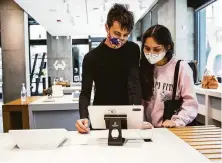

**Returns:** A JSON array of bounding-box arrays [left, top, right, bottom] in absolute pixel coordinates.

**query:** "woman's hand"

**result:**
[[162, 120, 176, 128], [143, 121, 154, 129]]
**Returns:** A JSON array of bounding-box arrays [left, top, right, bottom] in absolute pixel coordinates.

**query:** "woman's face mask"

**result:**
[[144, 51, 167, 64], [143, 37, 168, 64]]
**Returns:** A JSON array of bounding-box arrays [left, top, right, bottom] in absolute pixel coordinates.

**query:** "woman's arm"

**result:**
[[171, 61, 198, 126]]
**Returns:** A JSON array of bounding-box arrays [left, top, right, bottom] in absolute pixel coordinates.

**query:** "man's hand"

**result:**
[[143, 121, 153, 129], [75, 118, 90, 133], [162, 120, 176, 128]]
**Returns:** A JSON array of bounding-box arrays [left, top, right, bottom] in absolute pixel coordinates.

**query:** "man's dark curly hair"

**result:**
[[106, 3, 134, 32]]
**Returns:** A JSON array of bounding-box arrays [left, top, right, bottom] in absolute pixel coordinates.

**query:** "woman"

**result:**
[[140, 25, 198, 128]]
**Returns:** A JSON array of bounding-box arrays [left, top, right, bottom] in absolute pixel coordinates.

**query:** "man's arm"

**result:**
[[128, 44, 142, 105], [79, 54, 93, 119]]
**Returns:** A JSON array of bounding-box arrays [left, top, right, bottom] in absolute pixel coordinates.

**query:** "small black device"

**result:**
[[104, 114, 127, 146]]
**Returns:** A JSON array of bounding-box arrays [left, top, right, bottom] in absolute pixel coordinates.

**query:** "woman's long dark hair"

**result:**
[[140, 25, 174, 101]]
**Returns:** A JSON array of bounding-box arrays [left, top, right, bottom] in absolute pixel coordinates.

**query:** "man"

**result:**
[[76, 4, 142, 133]]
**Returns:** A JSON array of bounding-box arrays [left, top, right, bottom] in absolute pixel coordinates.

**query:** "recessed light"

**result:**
[[49, 9, 57, 12], [93, 7, 99, 10]]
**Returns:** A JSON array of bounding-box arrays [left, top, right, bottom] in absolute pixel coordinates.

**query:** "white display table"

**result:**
[[195, 86, 221, 125], [0, 128, 211, 163], [29, 95, 80, 130]]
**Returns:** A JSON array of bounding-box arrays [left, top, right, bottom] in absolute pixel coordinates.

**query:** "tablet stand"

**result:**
[[104, 114, 127, 146]]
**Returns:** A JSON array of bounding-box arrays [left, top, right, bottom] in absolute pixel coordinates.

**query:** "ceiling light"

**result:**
[[140, 5, 146, 9], [66, 3, 70, 13], [56, 36, 59, 39], [70, 16, 75, 26], [93, 7, 99, 10], [49, 9, 57, 12]]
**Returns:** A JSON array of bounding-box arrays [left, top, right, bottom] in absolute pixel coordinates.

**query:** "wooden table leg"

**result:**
[[22, 106, 30, 129], [2, 111, 10, 133], [2, 97, 40, 132]]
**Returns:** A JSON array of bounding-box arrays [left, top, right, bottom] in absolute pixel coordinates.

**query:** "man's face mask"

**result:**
[[108, 33, 126, 48]]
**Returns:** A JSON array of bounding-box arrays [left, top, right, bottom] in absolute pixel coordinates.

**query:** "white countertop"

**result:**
[[195, 85, 222, 98], [0, 128, 211, 163], [70, 82, 81, 87], [62, 86, 81, 91], [28, 95, 80, 111], [31, 95, 78, 105]]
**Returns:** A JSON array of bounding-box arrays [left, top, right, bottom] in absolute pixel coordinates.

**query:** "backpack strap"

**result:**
[[172, 60, 182, 100]]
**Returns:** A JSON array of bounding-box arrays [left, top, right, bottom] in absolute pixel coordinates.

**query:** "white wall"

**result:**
[[175, 0, 194, 60], [157, 0, 194, 60], [141, 12, 152, 35], [158, 0, 175, 42], [131, 21, 142, 48], [133, 0, 195, 60]]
